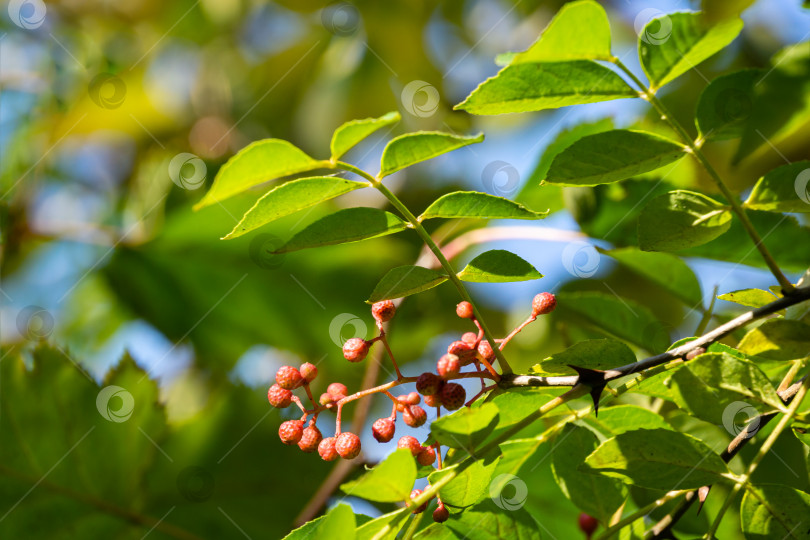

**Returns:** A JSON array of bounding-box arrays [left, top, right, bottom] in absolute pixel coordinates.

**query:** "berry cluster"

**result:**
[[267, 294, 556, 522]]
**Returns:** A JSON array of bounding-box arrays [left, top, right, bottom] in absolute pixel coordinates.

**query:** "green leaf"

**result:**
[[600, 247, 702, 305], [443, 501, 542, 540], [741, 484, 810, 539], [702, 0, 756, 23], [419, 191, 548, 221], [430, 403, 500, 451], [584, 404, 672, 437], [638, 12, 744, 90], [507, 0, 612, 63], [330, 112, 400, 160], [745, 161, 810, 213], [544, 130, 686, 186], [793, 422, 810, 448], [530, 339, 636, 376], [429, 455, 500, 509], [695, 69, 762, 140], [552, 425, 626, 523], [355, 509, 409, 540], [717, 288, 778, 308], [455, 61, 637, 115], [380, 132, 483, 177], [738, 320, 810, 360], [195, 139, 322, 209], [367, 266, 448, 303], [341, 449, 417, 503], [284, 504, 357, 540], [277, 208, 408, 253], [558, 292, 671, 352], [457, 250, 542, 283], [583, 428, 731, 490], [638, 190, 732, 251], [223, 177, 368, 239]]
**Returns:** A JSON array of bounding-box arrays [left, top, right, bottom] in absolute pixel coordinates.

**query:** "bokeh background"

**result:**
[[1, 0, 809, 538]]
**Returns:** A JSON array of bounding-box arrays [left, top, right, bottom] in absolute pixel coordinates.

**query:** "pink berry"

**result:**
[[410, 489, 428, 514], [335, 432, 362, 459], [397, 435, 423, 457], [578, 513, 598, 538], [372, 417, 396, 443], [423, 394, 441, 408], [319, 393, 335, 406], [461, 332, 478, 345], [267, 384, 293, 408], [371, 300, 396, 323], [436, 354, 461, 379], [298, 425, 323, 453], [417, 446, 436, 466], [343, 338, 370, 362], [440, 383, 466, 411], [532, 292, 556, 316], [318, 437, 339, 461], [278, 420, 304, 445], [403, 405, 427, 428], [456, 301, 474, 319], [276, 366, 303, 390], [477, 340, 495, 363], [448, 340, 476, 365], [406, 392, 421, 405], [416, 372, 441, 396], [299, 362, 318, 383], [327, 382, 348, 398]]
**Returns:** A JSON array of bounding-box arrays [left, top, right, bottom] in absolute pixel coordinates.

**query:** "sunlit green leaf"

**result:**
[[745, 161, 810, 213], [331, 112, 400, 160], [544, 130, 686, 186], [277, 208, 408, 253], [429, 455, 500, 509], [380, 132, 483, 177], [738, 319, 810, 360], [695, 69, 762, 140], [367, 266, 448, 303], [419, 192, 548, 221], [455, 61, 637, 115], [284, 504, 356, 540], [530, 339, 636, 376], [430, 403, 500, 451], [584, 405, 672, 437], [717, 288, 778, 308], [639, 12, 744, 90], [355, 509, 409, 540], [440, 501, 542, 540], [196, 139, 323, 209], [600, 247, 702, 305], [457, 250, 542, 283], [741, 485, 810, 539], [638, 190, 732, 251], [340, 450, 417, 503]]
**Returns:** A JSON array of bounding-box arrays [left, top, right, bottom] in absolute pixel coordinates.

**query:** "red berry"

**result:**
[[276, 366, 303, 390], [403, 405, 427, 428], [406, 392, 421, 405], [437, 354, 461, 379], [327, 382, 348, 398], [343, 338, 370, 362], [410, 489, 428, 514], [319, 393, 334, 406], [417, 445, 436, 466], [532, 292, 556, 317], [278, 420, 304, 445], [423, 393, 441, 408], [578, 513, 598, 538], [461, 332, 478, 345], [397, 435, 422, 457], [433, 503, 449, 523], [448, 340, 476, 365], [298, 425, 323, 453], [318, 437, 339, 461], [371, 300, 396, 323], [440, 383, 466, 411], [416, 372, 441, 396], [477, 340, 495, 363], [372, 417, 396, 443], [267, 384, 293, 408], [456, 301, 474, 319], [299, 362, 318, 383], [335, 432, 362, 459]]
